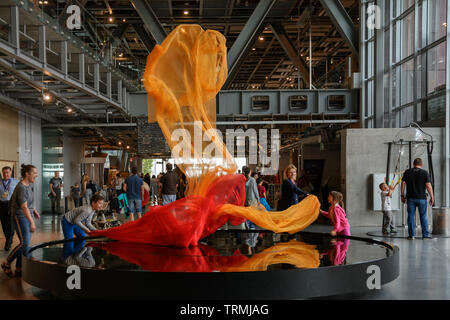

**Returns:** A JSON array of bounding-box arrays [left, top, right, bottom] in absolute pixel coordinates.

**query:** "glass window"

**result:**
[[427, 41, 446, 94], [402, 0, 415, 14], [384, 29, 390, 70], [401, 58, 414, 105], [392, 66, 399, 108], [428, 0, 447, 44], [402, 12, 415, 59], [367, 40, 374, 78], [401, 106, 414, 126], [417, 55, 422, 99], [384, 72, 390, 113]]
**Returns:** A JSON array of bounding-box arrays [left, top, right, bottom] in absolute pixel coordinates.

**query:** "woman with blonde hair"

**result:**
[[277, 164, 309, 211]]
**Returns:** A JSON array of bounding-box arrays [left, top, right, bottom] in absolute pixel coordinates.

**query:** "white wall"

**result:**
[[18, 112, 42, 212]]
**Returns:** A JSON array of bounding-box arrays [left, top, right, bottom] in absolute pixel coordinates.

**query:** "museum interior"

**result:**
[[0, 0, 448, 301]]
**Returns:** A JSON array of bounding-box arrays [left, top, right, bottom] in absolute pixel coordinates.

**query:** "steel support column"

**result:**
[[61, 40, 68, 75], [132, 24, 155, 52], [10, 6, 19, 49], [319, 0, 359, 57], [94, 63, 100, 92], [79, 53, 85, 83], [130, 0, 167, 44], [374, 0, 385, 128], [224, 0, 277, 88], [269, 22, 311, 88], [446, 0, 450, 207], [39, 25, 46, 64], [118, 80, 122, 103], [107, 72, 112, 98]]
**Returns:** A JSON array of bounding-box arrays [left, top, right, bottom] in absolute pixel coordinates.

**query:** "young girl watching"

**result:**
[[320, 191, 350, 237]]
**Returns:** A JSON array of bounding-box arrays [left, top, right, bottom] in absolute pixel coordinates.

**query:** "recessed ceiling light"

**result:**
[[122, 18, 126, 22], [259, 36, 264, 41], [108, 17, 114, 22], [183, 10, 189, 15], [43, 93, 51, 101]]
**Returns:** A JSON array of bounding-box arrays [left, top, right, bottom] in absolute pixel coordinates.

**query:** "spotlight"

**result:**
[[122, 18, 127, 22], [251, 48, 256, 51], [259, 36, 264, 41], [108, 16, 114, 23], [183, 10, 189, 15], [43, 93, 51, 101], [118, 141, 122, 146], [126, 145, 130, 149], [67, 107, 73, 113], [118, 52, 123, 57], [443, 22, 448, 27]]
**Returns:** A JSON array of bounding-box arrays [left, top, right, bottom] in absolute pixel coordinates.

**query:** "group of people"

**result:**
[[379, 157, 434, 239], [242, 164, 350, 238], [0, 156, 436, 278]]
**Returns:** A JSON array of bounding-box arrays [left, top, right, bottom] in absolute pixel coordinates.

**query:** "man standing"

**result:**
[[401, 158, 435, 240], [49, 171, 63, 215], [123, 167, 144, 221], [159, 163, 178, 205], [0, 166, 19, 251]]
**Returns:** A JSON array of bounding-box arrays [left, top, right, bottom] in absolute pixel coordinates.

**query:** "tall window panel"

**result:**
[[402, 12, 415, 59], [401, 58, 415, 106], [427, 0, 447, 45], [427, 41, 446, 95]]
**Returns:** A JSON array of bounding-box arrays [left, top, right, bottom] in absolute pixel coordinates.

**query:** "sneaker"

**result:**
[[407, 236, 415, 240], [390, 230, 398, 234], [423, 236, 433, 240]]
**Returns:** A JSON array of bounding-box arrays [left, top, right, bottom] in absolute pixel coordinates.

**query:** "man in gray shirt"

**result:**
[[49, 171, 63, 215], [61, 193, 104, 239]]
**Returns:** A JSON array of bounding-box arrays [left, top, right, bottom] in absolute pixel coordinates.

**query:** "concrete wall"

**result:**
[[62, 135, 84, 197], [0, 104, 19, 167], [18, 112, 42, 212], [342, 128, 444, 227]]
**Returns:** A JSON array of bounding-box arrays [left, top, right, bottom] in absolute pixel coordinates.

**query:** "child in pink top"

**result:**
[[320, 191, 350, 236]]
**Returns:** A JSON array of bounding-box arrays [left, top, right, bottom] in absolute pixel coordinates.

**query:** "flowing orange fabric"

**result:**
[[88, 239, 319, 272], [90, 25, 320, 246]]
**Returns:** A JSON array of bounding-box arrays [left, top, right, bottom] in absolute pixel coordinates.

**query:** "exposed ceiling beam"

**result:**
[[318, 0, 359, 57], [130, 0, 168, 44]]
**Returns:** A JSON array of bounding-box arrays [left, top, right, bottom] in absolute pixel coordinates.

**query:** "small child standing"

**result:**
[[320, 191, 350, 236], [379, 183, 397, 235], [256, 178, 271, 211]]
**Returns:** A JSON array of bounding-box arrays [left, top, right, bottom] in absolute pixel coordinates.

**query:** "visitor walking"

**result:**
[[159, 163, 178, 205], [0, 166, 19, 251], [1, 164, 40, 278], [123, 167, 144, 221], [49, 171, 63, 214]]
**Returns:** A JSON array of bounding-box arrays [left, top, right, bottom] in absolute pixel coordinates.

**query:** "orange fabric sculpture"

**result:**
[[89, 239, 319, 272], [90, 25, 320, 246]]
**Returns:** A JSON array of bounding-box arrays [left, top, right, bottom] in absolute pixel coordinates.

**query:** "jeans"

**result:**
[[162, 194, 177, 205], [84, 189, 93, 206], [7, 215, 31, 269], [61, 216, 87, 239], [407, 198, 429, 237], [0, 201, 14, 248], [382, 210, 396, 233], [128, 199, 143, 214], [51, 194, 61, 214]]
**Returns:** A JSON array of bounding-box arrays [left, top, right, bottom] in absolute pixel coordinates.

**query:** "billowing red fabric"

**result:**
[[90, 174, 246, 247], [88, 241, 248, 272]]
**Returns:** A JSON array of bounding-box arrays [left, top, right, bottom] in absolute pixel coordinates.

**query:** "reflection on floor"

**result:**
[[0, 215, 449, 300]]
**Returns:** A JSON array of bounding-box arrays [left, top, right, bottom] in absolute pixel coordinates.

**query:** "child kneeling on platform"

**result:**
[[62, 193, 104, 239]]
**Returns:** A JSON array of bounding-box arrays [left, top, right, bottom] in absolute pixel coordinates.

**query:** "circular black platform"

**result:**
[[367, 228, 450, 239], [23, 231, 399, 300]]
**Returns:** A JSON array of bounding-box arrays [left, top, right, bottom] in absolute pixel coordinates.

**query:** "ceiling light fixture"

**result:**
[[259, 36, 264, 41], [43, 93, 51, 101], [183, 10, 189, 15], [122, 18, 127, 22], [108, 16, 114, 23]]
